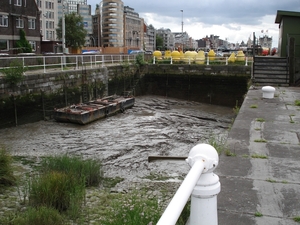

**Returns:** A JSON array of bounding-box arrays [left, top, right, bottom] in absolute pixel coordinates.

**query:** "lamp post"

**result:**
[[62, 0, 66, 54], [181, 10, 183, 51]]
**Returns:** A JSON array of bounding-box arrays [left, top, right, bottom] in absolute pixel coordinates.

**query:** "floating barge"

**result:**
[[54, 95, 135, 125]]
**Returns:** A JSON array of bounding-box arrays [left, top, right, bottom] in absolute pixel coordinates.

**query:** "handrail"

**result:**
[[0, 54, 137, 73], [157, 143, 220, 225]]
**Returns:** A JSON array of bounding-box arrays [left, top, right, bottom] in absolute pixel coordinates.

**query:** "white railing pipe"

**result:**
[[157, 143, 220, 225]]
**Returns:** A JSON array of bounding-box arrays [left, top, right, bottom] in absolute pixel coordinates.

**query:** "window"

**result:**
[[29, 41, 36, 51], [0, 39, 9, 51], [16, 17, 23, 28], [0, 15, 8, 27], [28, 18, 35, 29], [14, 0, 22, 6]]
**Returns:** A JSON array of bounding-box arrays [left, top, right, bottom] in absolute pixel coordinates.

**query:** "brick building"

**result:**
[[0, 0, 42, 54]]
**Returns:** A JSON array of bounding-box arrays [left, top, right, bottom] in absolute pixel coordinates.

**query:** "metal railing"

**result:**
[[0, 54, 137, 74], [153, 56, 253, 66], [157, 143, 220, 225]]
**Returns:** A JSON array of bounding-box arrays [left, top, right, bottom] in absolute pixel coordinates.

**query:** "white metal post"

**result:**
[[157, 143, 220, 225]]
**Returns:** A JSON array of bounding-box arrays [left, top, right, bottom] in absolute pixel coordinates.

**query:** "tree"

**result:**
[[156, 35, 163, 50], [56, 12, 87, 48], [15, 29, 32, 53]]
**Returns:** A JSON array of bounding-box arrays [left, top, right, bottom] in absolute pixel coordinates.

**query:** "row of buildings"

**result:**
[[0, 0, 273, 55]]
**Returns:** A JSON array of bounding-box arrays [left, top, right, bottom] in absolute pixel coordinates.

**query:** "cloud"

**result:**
[[87, 0, 300, 46]]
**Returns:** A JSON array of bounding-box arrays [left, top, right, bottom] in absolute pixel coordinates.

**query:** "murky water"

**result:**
[[0, 96, 234, 184]]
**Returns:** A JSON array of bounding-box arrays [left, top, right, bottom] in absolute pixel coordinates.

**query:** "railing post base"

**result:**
[[190, 172, 220, 225]]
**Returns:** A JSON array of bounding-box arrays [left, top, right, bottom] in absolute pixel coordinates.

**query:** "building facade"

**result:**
[[124, 6, 144, 52], [157, 28, 175, 50], [100, 0, 124, 48], [0, 0, 42, 54], [77, 4, 92, 46], [144, 23, 156, 52]]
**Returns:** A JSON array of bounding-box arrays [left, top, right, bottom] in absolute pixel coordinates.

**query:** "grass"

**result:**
[[29, 171, 85, 214], [250, 104, 258, 108], [6, 206, 66, 225], [293, 216, 300, 222], [255, 211, 263, 217], [41, 154, 103, 187], [251, 154, 268, 159], [295, 100, 300, 106], [206, 133, 227, 155], [96, 190, 163, 225], [254, 139, 267, 143], [256, 118, 265, 122], [224, 149, 236, 156], [0, 147, 16, 187]]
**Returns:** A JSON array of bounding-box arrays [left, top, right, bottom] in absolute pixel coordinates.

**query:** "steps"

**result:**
[[252, 56, 289, 86]]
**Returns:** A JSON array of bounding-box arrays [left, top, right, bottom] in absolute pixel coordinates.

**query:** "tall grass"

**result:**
[[207, 133, 228, 155], [8, 206, 66, 225], [41, 155, 103, 187], [0, 147, 16, 186], [29, 171, 85, 214]]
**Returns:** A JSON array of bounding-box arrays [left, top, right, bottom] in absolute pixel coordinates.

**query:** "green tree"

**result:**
[[156, 35, 163, 50], [56, 12, 87, 48], [15, 29, 32, 53]]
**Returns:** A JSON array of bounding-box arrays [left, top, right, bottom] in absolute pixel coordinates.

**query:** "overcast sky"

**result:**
[[87, 0, 300, 48]]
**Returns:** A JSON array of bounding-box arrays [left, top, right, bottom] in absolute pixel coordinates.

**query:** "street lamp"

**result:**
[[181, 10, 183, 51], [62, 0, 66, 54]]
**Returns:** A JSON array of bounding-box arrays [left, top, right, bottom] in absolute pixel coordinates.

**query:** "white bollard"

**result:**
[[262, 86, 275, 99], [186, 144, 220, 225]]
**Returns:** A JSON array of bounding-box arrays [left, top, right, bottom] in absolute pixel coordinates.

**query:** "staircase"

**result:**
[[252, 56, 289, 86]]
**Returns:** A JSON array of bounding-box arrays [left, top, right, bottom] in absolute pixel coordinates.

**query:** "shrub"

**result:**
[[29, 171, 85, 213], [41, 155, 103, 187], [2, 59, 27, 86], [9, 206, 66, 225], [0, 147, 16, 186]]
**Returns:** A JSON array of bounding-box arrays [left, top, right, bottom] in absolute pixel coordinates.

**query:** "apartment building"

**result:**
[[144, 23, 156, 52], [100, 0, 124, 48], [124, 6, 144, 52], [77, 4, 92, 46], [37, 0, 58, 41], [0, 0, 42, 54]]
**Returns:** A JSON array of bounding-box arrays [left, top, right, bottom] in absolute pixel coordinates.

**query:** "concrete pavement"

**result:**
[[216, 86, 300, 225]]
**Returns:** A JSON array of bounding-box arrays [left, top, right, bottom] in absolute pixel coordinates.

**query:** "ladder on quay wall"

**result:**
[[81, 63, 89, 103], [252, 56, 289, 86]]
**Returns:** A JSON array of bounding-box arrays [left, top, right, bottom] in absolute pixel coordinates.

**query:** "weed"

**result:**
[[144, 172, 171, 181], [255, 211, 263, 217], [224, 149, 236, 156], [254, 139, 267, 143], [266, 178, 277, 183], [0, 147, 16, 186], [293, 216, 300, 222], [251, 154, 268, 159], [250, 104, 258, 108], [295, 100, 300, 106], [206, 133, 227, 155], [7, 206, 66, 225], [242, 154, 249, 158], [233, 100, 240, 115], [102, 176, 124, 188], [29, 171, 85, 214], [98, 190, 163, 225], [41, 155, 103, 187], [256, 118, 265, 122]]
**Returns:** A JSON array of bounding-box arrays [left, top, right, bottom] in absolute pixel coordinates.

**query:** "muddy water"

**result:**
[[0, 96, 234, 186]]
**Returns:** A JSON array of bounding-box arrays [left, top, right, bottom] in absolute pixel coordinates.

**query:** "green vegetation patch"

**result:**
[[0, 147, 16, 187]]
